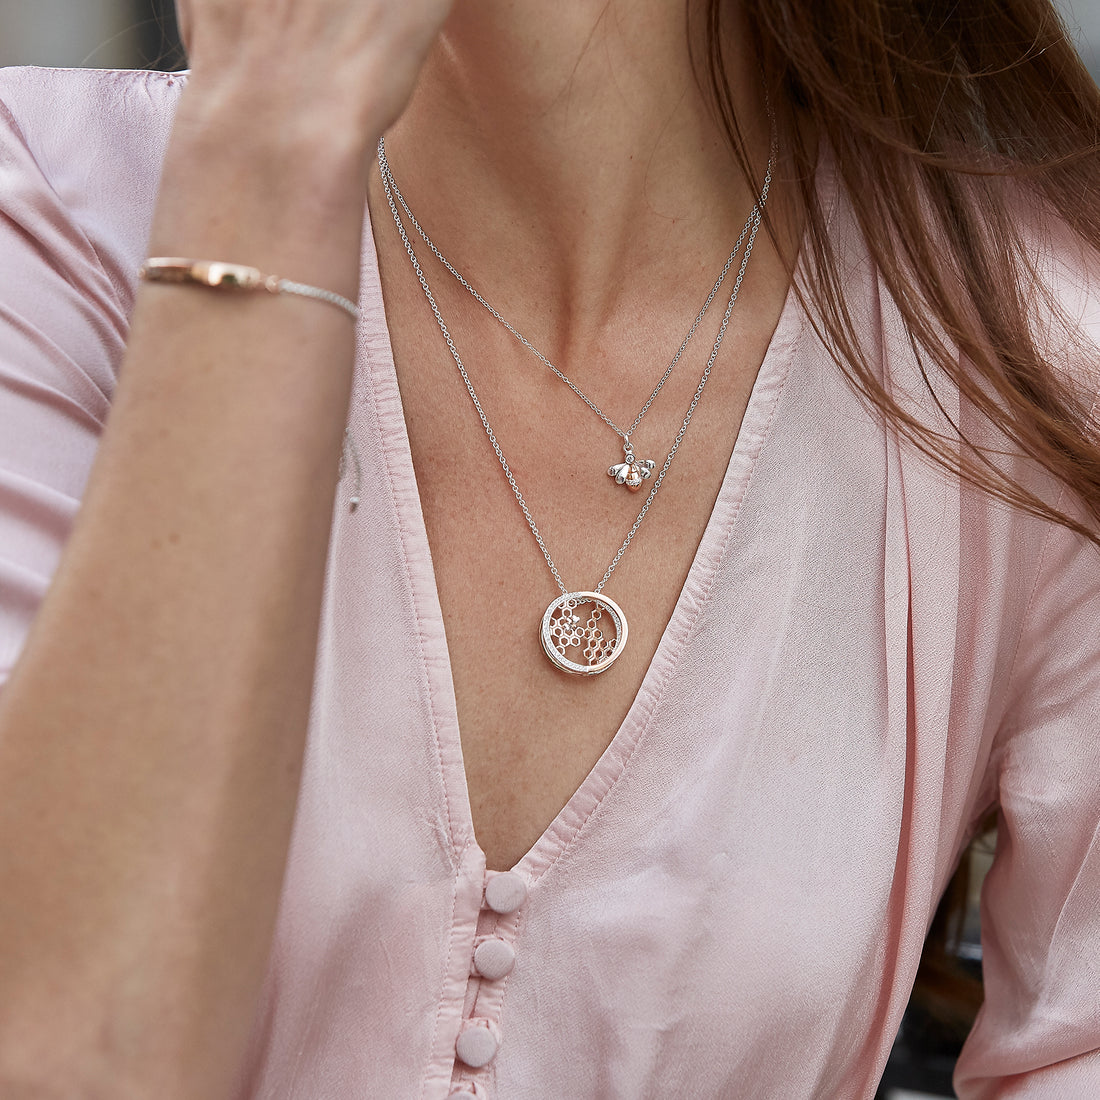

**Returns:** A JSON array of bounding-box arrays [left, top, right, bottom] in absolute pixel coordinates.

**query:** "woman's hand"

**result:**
[[174, 0, 454, 149]]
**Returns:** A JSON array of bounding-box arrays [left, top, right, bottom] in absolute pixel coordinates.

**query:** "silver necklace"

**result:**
[[378, 143, 770, 675], [377, 136, 763, 493]]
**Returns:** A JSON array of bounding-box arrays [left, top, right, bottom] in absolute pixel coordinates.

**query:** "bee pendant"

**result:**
[[608, 446, 656, 492]]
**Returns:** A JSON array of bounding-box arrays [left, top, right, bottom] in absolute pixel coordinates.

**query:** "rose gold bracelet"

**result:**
[[139, 258, 359, 321]]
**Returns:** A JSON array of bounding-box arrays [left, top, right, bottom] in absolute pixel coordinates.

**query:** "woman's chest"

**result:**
[[383, 288, 779, 870]]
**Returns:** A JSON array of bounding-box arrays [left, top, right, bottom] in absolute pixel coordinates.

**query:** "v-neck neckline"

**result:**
[[356, 190, 821, 885]]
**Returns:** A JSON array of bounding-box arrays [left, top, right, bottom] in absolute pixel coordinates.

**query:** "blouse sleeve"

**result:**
[[953, 511, 1100, 1096], [953, 237, 1100, 1096], [0, 71, 137, 691]]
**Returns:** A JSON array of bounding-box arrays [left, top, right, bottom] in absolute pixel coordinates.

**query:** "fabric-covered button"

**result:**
[[473, 937, 516, 980], [484, 871, 527, 914], [456, 1021, 499, 1068]]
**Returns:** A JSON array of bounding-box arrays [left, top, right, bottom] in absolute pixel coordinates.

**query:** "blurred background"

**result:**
[[0, 0, 182, 70], [0, 3, 1097, 1099]]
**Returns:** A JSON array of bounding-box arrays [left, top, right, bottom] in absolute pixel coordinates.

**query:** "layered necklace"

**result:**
[[377, 137, 774, 675], [380, 141, 761, 491]]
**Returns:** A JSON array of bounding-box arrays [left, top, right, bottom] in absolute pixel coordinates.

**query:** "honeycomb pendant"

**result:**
[[540, 592, 629, 676]]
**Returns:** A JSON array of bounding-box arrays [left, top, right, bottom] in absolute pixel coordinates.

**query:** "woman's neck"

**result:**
[[369, 0, 778, 362]]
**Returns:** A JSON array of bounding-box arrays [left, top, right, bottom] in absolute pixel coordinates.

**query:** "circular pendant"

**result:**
[[540, 591, 629, 676]]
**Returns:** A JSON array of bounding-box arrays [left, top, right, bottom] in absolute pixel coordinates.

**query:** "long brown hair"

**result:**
[[697, 0, 1100, 1027], [704, 0, 1100, 541]]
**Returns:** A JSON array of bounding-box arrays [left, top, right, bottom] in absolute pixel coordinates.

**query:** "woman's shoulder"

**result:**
[[0, 65, 183, 176], [1022, 200, 1100, 405], [0, 66, 185, 304]]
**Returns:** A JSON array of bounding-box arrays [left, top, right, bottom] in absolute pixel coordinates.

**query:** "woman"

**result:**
[[0, 0, 1097, 1096]]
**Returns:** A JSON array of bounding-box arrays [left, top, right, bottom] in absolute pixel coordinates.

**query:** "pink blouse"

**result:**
[[2, 65, 1099, 1100]]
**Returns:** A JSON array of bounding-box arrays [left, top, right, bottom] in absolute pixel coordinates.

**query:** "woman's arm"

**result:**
[[953, 229, 1100, 1094], [952, 492, 1100, 1097], [0, 5, 449, 1097]]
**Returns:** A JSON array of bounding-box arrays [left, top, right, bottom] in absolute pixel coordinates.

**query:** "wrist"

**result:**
[[151, 81, 372, 298], [171, 72, 377, 192]]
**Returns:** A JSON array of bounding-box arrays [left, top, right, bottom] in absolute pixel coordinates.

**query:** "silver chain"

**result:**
[[378, 137, 757, 449], [378, 141, 773, 597]]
